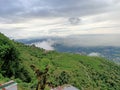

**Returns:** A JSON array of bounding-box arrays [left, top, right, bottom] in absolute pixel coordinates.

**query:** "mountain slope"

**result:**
[[17, 38, 120, 63], [0, 33, 120, 90]]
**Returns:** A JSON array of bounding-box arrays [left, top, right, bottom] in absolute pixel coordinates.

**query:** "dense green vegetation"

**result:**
[[0, 33, 120, 90], [0, 33, 31, 83]]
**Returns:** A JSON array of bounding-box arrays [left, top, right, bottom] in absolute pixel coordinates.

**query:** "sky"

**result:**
[[0, 0, 120, 39]]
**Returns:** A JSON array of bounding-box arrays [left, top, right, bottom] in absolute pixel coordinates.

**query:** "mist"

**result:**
[[25, 34, 120, 50], [57, 34, 120, 47]]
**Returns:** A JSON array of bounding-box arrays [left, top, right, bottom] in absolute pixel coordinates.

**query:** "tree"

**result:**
[[0, 33, 19, 77]]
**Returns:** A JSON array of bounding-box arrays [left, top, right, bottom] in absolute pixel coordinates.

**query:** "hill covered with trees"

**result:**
[[0, 33, 120, 90]]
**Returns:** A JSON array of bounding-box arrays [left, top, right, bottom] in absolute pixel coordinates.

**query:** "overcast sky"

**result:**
[[0, 0, 120, 39]]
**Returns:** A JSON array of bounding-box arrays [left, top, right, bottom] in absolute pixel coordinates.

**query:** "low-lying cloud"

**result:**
[[58, 34, 120, 47], [27, 34, 120, 49], [88, 52, 101, 57], [31, 39, 55, 50]]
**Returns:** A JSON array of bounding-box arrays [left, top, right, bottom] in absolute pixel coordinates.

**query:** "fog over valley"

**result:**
[[18, 34, 120, 49]]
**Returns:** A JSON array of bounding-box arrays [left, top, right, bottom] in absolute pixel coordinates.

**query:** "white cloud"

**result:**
[[55, 34, 120, 47], [88, 52, 101, 57], [0, 0, 120, 41], [31, 39, 55, 50]]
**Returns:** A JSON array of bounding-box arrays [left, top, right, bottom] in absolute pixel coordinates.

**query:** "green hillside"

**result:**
[[0, 33, 120, 90]]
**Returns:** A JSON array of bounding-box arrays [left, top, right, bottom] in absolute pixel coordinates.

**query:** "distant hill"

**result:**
[[0, 33, 120, 90]]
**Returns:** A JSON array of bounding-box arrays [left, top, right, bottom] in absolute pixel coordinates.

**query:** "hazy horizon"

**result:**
[[0, 0, 120, 47]]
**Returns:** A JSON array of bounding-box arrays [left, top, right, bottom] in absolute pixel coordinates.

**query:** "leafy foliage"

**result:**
[[0, 33, 19, 77], [0, 33, 31, 82], [0, 33, 120, 90]]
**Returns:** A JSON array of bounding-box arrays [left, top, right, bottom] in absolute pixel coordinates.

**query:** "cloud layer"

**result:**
[[28, 34, 120, 48], [31, 39, 55, 50], [88, 52, 101, 57], [0, 0, 120, 40]]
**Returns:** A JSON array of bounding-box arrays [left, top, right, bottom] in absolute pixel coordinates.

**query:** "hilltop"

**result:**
[[0, 33, 120, 90]]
